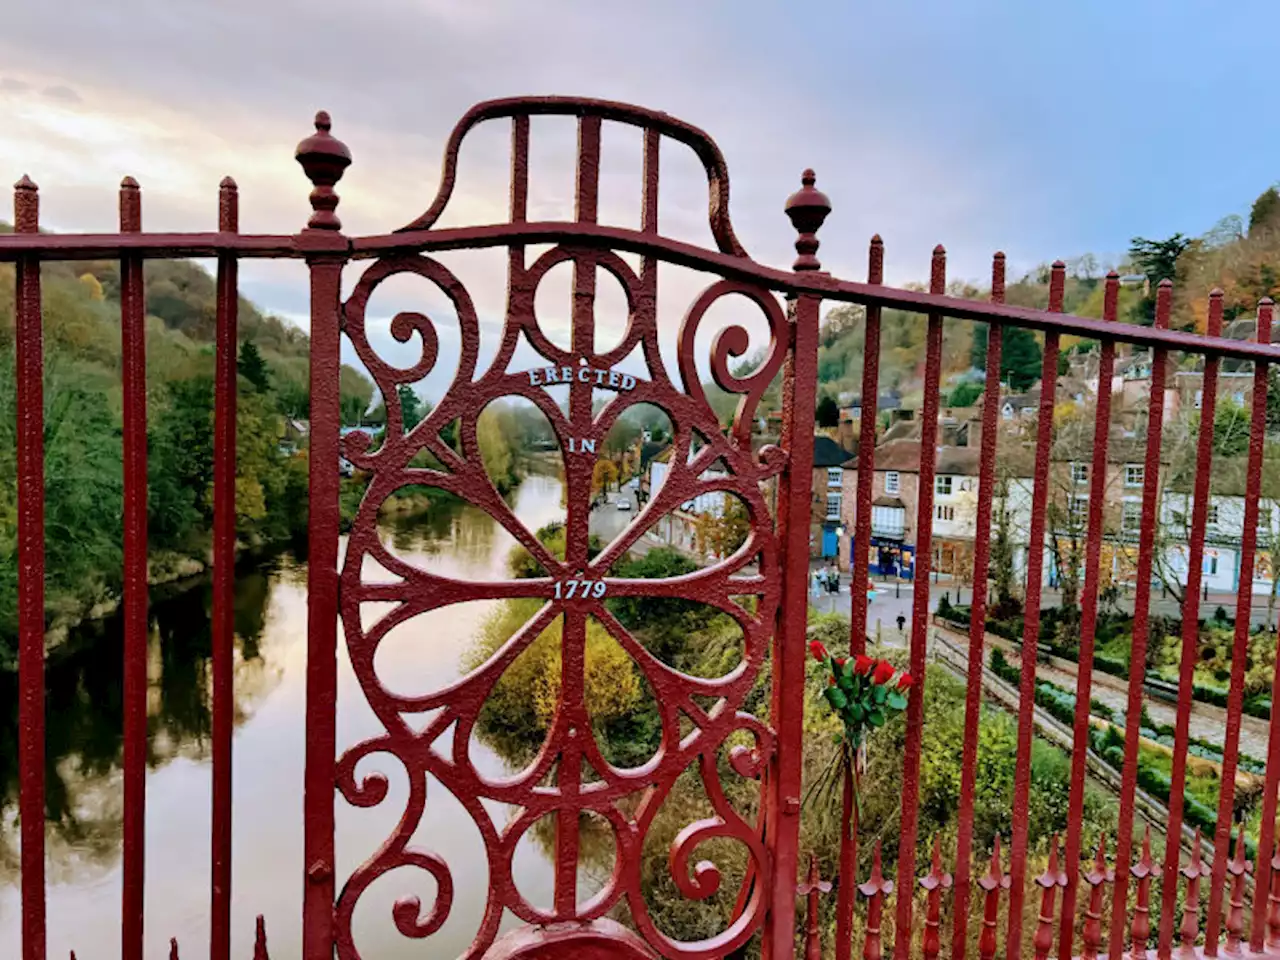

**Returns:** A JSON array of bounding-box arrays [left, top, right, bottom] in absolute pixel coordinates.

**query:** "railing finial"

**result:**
[[295, 110, 352, 231], [785, 168, 831, 271], [13, 174, 38, 234]]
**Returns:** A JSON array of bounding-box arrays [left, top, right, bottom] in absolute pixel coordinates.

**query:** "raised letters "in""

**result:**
[[566, 438, 597, 454]]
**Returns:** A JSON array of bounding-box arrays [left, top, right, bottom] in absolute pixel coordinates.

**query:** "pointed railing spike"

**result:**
[[1081, 836, 1114, 960], [978, 836, 1010, 960], [919, 835, 952, 960], [1034, 835, 1067, 960], [1180, 829, 1210, 958], [859, 839, 894, 960], [1224, 830, 1252, 956], [254, 914, 270, 960], [1130, 826, 1161, 960]]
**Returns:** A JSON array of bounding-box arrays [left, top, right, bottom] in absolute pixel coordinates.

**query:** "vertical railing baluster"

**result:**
[[1158, 289, 1223, 959], [848, 234, 884, 660], [1204, 296, 1272, 956], [1267, 843, 1280, 948], [862, 840, 894, 960], [1034, 836, 1066, 960], [1251, 301, 1280, 954], [295, 110, 351, 960], [954, 251, 1005, 960], [1008, 262, 1065, 959], [1109, 280, 1172, 959], [839, 234, 884, 960], [1179, 830, 1209, 958], [254, 915, 269, 960], [119, 175, 148, 960], [210, 175, 239, 960], [921, 835, 952, 960], [894, 244, 946, 960], [14, 173, 46, 960], [769, 169, 829, 960], [1223, 830, 1251, 956], [1080, 838, 1113, 960], [1060, 273, 1118, 960], [980, 838, 1011, 960], [1131, 826, 1160, 960], [799, 855, 831, 960]]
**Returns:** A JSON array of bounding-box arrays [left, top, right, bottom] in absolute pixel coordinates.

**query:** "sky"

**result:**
[[1, 0, 1277, 399]]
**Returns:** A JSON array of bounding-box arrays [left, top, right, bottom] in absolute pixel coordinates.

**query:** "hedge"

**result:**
[[944, 610, 1273, 721]]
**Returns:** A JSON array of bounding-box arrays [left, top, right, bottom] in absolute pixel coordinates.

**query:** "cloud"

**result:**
[[0, 0, 1075, 400], [41, 84, 81, 104]]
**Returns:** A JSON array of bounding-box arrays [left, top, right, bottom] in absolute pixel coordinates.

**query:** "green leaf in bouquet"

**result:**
[[850, 702, 865, 724], [872, 683, 888, 704], [825, 686, 849, 710], [868, 708, 886, 727], [887, 690, 908, 711], [838, 671, 855, 692]]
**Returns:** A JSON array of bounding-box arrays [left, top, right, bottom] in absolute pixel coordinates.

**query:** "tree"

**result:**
[[1251, 187, 1280, 235], [398, 385, 424, 430], [1127, 234, 1192, 324], [592, 459, 620, 499], [237, 340, 270, 392], [692, 498, 751, 559], [1004, 328, 1043, 392], [1213, 400, 1251, 457], [816, 395, 839, 428], [971, 324, 1042, 391], [989, 474, 1019, 617], [948, 381, 983, 407]]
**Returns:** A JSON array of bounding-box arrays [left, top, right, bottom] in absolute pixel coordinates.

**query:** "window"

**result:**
[[936, 475, 953, 497], [871, 504, 906, 537], [826, 492, 842, 520], [1122, 501, 1142, 536], [935, 504, 955, 522], [1071, 463, 1089, 485], [1069, 495, 1089, 524], [885, 471, 901, 495], [1125, 464, 1144, 487], [827, 467, 843, 488], [1002, 404, 1014, 421], [1204, 555, 1219, 576], [1207, 504, 1220, 525], [1194, 390, 1203, 410]]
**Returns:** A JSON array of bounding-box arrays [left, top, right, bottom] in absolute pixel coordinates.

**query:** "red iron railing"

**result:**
[[4, 96, 1280, 960]]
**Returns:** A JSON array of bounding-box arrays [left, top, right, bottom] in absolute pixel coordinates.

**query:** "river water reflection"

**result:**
[[0, 473, 568, 959]]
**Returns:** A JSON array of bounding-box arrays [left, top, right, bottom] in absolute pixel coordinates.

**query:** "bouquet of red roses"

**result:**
[[805, 639, 913, 819]]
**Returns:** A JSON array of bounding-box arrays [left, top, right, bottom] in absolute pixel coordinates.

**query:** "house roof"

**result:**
[[846, 440, 981, 476], [813, 435, 856, 468]]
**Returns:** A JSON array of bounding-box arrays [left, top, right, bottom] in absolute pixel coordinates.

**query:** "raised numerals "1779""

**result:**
[[553, 578, 608, 599]]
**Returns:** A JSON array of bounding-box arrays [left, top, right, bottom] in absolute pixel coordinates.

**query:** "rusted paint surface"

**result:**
[[14, 173, 45, 960], [1205, 296, 1273, 956], [954, 252, 1005, 960], [1109, 281, 1172, 960], [893, 246, 946, 960], [9, 95, 1280, 960], [119, 174, 149, 960], [1059, 274, 1117, 960], [1159, 289, 1224, 959], [211, 175, 240, 960]]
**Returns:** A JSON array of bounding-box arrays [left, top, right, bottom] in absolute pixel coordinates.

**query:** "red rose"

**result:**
[[810, 640, 829, 662], [854, 655, 875, 676], [872, 660, 896, 685], [835, 656, 848, 668], [828, 676, 836, 686], [897, 673, 915, 690]]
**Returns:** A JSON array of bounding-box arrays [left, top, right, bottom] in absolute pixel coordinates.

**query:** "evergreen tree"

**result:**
[[1251, 186, 1280, 235], [237, 340, 271, 392], [972, 324, 1042, 391], [398, 384, 425, 430], [815, 395, 839, 428]]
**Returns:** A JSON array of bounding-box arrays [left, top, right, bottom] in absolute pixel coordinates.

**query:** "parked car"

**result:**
[[617, 499, 631, 511]]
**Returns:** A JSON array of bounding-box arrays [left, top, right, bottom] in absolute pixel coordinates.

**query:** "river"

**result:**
[[0, 472, 570, 959]]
